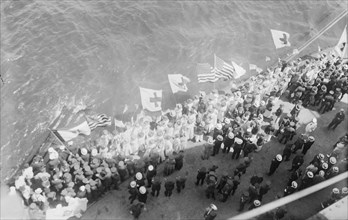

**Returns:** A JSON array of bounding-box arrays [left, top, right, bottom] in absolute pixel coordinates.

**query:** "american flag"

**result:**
[[196, 63, 218, 83], [86, 114, 112, 130], [213, 54, 236, 80]]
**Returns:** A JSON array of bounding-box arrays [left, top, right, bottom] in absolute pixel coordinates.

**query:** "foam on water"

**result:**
[[0, 0, 347, 180]]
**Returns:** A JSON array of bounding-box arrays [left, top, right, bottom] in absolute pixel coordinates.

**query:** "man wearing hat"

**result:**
[[258, 181, 271, 201], [288, 153, 304, 172], [135, 172, 146, 188], [268, 154, 282, 176], [319, 91, 334, 114], [321, 188, 341, 208], [212, 135, 223, 156], [216, 172, 229, 193], [145, 165, 157, 188], [340, 187, 348, 199], [312, 170, 326, 184], [212, 124, 223, 141], [196, 167, 207, 186], [231, 137, 243, 160], [222, 132, 235, 154], [309, 153, 325, 167], [283, 181, 298, 196], [128, 181, 138, 204], [164, 178, 175, 197], [175, 172, 188, 193], [299, 171, 314, 190], [137, 186, 148, 204], [238, 191, 250, 211], [174, 150, 184, 171], [325, 166, 339, 179], [117, 161, 128, 182], [220, 180, 233, 202], [204, 204, 218, 220], [327, 109, 345, 130], [79, 148, 90, 163], [150, 176, 162, 197], [302, 136, 315, 155], [291, 134, 307, 154], [248, 199, 261, 210], [205, 175, 217, 200], [327, 157, 337, 170], [279, 125, 294, 145]]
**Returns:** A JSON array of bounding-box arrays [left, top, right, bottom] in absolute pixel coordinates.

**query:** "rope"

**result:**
[[284, 9, 348, 62]]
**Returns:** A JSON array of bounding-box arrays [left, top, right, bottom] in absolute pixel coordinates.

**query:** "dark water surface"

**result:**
[[1, 0, 347, 180]]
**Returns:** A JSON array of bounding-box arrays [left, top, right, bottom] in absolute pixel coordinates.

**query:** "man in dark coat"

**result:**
[[174, 151, 184, 170], [288, 153, 304, 172], [129, 202, 145, 219], [220, 180, 233, 202], [151, 177, 161, 197], [204, 204, 218, 220], [216, 172, 229, 193], [212, 135, 223, 156], [222, 132, 235, 154], [196, 167, 207, 186], [231, 137, 244, 160], [238, 191, 250, 212], [145, 165, 157, 188], [176, 172, 188, 193], [231, 176, 240, 196], [328, 109, 345, 130], [283, 181, 297, 196], [268, 154, 283, 176], [282, 143, 293, 161], [302, 136, 315, 155], [258, 181, 271, 201], [128, 181, 138, 204], [164, 178, 175, 197], [291, 134, 307, 154]]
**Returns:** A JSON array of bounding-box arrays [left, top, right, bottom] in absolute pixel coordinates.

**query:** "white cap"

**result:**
[[139, 186, 146, 194], [333, 166, 339, 172], [291, 181, 298, 188], [322, 163, 328, 169], [253, 200, 261, 206], [34, 188, 42, 194], [235, 138, 243, 145], [79, 186, 85, 191], [216, 124, 222, 130], [329, 157, 337, 164], [81, 148, 88, 155], [228, 132, 234, 139], [342, 187, 348, 194], [308, 136, 315, 141], [318, 154, 324, 159], [130, 181, 136, 188], [208, 138, 214, 144], [332, 188, 340, 194], [210, 204, 217, 210], [217, 135, 223, 141], [276, 154, 282, 162], [307, 171, 314, 178], [312, 118, 317, 123], [148, 165, 154, 171], [48, 147, 54, 153], [91, 149, 98, 156], [224, 118, 230, 124], [136, 172, 143, 180], [319, 170, 325, 177]]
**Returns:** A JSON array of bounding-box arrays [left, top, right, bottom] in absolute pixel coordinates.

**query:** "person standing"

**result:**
[[231, 176, 241, 196], [238, 191, 250, 212], [283, 181, 297, 196], [220, 180, 233, 202], [129, 202, 145, 219], [302, 136, 315, 155], [248, 199, 261, 210], [212, 135, 223, 156], [204, 204, 218, 220], [137, 186, 148, 204], [231, 138, 243, 160], [196, 167, 207, 186], [288, 153, 304, 172], [128, 181, 138, 204], [327, 109, 345, 130], [222, 132, 235, 154], [282, 143, 293, 161], [164, 178, 175, 197], [146, 165, 156, 188], [268, 154, 283, 176], [258, 181, 271, 201], [151, 177, 161, 197], [291, 134, 307, 154]]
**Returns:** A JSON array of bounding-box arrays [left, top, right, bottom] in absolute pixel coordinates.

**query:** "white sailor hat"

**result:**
[[308, 136, 315, 141], [342, 187, 348, 194], [139, 186, 146, 194], [332, 188, 340, 194], [79, 186, 85, 191], [216, 124, 222, 130], [312, 118, 317, 123], [81, 148, 88, 156], [34, 188, 42, 194], [130, 181, 136, 188], [224, 118, 231, 124], [91, 149, 98, 156], [319, 170, 325, 177], [307, 171, 314, 178], [322, 163, 328, 170], [228, 132, 234, 139], [253, 200, 261, 207], [148, 165, 154, 171], [235, 138, 243, 145], [48, 147, 54, 153], [136, 172, 143, 180], [318, 154, 324, 160], [291, 181, 298, 188], [333, 166, 339, 172], [329, 157, 337, 165], [276, 154, 282, 162], [217, 135, 223, 141], [210, 204, 217, 210], [208, 138, 214, 144]]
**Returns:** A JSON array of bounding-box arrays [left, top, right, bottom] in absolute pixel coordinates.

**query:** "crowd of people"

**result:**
[[9, 50, 348, 219]]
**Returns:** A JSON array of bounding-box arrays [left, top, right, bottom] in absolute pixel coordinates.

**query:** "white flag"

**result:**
[[123, 104, 128, 114], [335, 25, 347, 59], [114, 118, 125, 128], [139, 87, 162, 112], [231, 61, 246, 79], [266, 56, 271, 62], [270, 29, 291, 49], [249, 64, 257, 70], [57, 121, 91, 141], [256, 67, 263, 73], [168, 74, 190, 93]]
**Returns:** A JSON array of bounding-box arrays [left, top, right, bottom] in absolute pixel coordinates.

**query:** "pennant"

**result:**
[[231, 61, 246, 79], [197, 63, 218, 83], [123, 104, 128, 114], [249, 64, 257, 70], [114, 118, 125, 128], [270, 29, 291, 49], [334, 25, 347, 59], [56, 121, 91, 142], [139, 87, 162, 112], [168, 74, 190, 93]]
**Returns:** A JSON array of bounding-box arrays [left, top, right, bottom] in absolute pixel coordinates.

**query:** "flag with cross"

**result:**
[[139, 87, 163, 112]]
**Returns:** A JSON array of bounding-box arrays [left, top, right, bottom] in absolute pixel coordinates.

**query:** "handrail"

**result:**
[[229, 172, 348, 220]]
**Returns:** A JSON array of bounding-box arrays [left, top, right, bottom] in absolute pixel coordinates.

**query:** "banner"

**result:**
[[139, 87, 162, 112], [270, 29, 291, 49]]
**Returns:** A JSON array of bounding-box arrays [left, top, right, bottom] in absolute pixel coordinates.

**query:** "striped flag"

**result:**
[[86, 114, 112, 130], [213, 54, 236, 80], [196, 63, 218, 83]]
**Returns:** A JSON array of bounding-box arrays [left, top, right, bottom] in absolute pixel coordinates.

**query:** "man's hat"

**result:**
[[217, 135, 223, 141], [329, 157, 337, 165], [130, 181, 136, 188], [291, 181, 298, 188], [148, 165, 154, 171], [224, 118, 231, 124], [79, 186, 86, 191], [253, 200, 261, 207], [81, 148, 88, 156], [341, 187, 348, 194], [91, 149, 98, 156], [136, 172, 143, 180], [318, 153, 324, 160], [319, 170, 325, 177], [210, 204, 218, 210], [329, 90, 334, 95], [308, 136, 315, 141], [332, 188, 340, 194], [35, 188, 42, 194], [139, 186, 146, 194], [207, 138, 214, 144], [110, 167, 117, 173], [333, 166, 339, 172], [276, 154, 282, 162], [228, 132, 235, 139], [216, 124, 222, 130], [307, 171, 314, 178], [322, 163, 328, 169], [235, 138, 243, 145]]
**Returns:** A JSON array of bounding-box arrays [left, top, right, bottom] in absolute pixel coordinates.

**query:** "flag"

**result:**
[[249, 64, 257, 70], [213, 54, 236, 79], [114, 118, 125, 128], [334, 25, 347, 60], [231, 61, 246, 79], [139, 87, 162, 112], [256, 67, 263, 73], [56, 120, 91, 142], [197, 63, 217, 83], [122, 104, 128, 114], [270, 29, 291, 49], [168, 74, 190, 93], [86, 114, 112, 130]]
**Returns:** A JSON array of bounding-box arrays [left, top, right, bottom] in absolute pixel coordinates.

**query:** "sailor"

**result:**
[[76, 185, 86, 198], [117, 161, 128, 182], [282, 143, 293, 161], [174, 150, 184, 171], [137, 186, 148, 204], [248, 199, 261, 210], [299, 171, 314, 190], [110, 167, 120, 190], [201, 137, 214, 160], [283, 181, 297, 196], [268, 154, 282, 176], [222, 132, 235, 154], [220, 180, 233, 202], [302, 136, 315, 155], [288, 153, 304, 172], [231, 176, 241, 196], [327, 109, 345, 130], [146, 165, 157, 188], [128, 181, 138, 204], [291, 134, 307, 154], [325, 166, 339, 179], [212, 135, 223, 156], [196, 167, 207, 186], [129, 202, 145, 219], [205, 175, 217, 200], [231, 137, 243, 160]]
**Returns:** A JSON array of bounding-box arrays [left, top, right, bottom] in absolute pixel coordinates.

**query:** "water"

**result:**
[[0, 0, 347, 181]]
